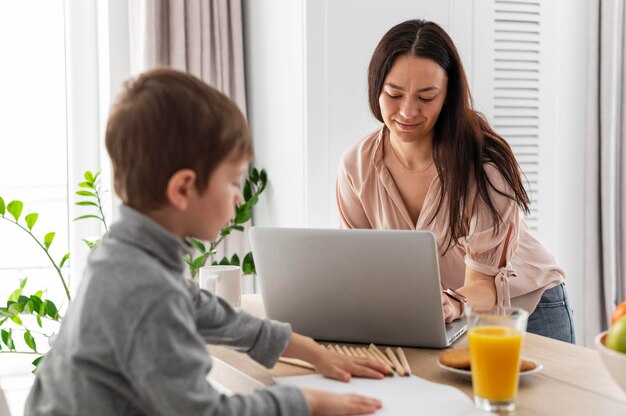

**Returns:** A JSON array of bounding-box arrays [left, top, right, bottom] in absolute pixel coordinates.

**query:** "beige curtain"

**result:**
[[131, 0, 252, 288], [585, 0, 626, 345], [139, 0, 247, 114]]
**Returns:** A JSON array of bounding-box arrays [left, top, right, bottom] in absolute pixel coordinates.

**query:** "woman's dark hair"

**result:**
[[368, 19, 530, 251]]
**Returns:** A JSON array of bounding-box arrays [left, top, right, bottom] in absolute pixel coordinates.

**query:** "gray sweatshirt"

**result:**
[[24, 205, 310, 415]]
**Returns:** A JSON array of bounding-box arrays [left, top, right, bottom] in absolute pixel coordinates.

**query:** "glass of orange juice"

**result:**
[[466, 306, 528, 412]]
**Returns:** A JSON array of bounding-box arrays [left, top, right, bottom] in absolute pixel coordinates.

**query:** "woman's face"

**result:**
[[379, 55, 448, 144]]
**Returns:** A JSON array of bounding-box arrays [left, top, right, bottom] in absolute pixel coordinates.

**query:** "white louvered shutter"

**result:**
[[492, 0, 541, 231], [473, 0, 543, 232]]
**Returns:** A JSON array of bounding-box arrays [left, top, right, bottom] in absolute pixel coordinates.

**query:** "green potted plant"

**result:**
[[0, 167, 267, 371]]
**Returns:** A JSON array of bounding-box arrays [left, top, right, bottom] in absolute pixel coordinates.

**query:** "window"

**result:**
[[0, 1, 69, 324]]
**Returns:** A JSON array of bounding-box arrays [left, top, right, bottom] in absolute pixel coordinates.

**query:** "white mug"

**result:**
[[199, 265, 241, 307]]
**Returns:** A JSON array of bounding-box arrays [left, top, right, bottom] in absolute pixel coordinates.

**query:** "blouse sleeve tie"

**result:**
[[465, 258, 515, 308], [494, 264, 515, 308]]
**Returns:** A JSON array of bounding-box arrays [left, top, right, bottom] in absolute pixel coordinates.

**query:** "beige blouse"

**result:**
[[336, 128, 564, 313]]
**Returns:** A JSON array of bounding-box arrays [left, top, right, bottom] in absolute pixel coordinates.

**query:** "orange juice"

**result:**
[[468, 326, 523, 401]]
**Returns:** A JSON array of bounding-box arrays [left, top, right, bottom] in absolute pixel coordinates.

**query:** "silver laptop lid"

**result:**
[[250, 227, 465, 348]]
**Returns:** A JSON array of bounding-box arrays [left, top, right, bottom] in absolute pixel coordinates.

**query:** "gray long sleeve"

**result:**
[[25, 205, 311, 416], [126, 292, 309, 416]]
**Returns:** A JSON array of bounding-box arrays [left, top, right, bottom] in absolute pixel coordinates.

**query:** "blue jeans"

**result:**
[[526, 283, 576, 344]]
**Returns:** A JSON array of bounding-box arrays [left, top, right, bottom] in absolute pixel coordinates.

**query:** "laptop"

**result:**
[[249, 227, 466, 348]]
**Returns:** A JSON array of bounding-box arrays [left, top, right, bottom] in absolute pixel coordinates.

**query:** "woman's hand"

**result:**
[[441, 292, 460, 323], [301, 388, 382, 415], [310, 348, 390, 382]]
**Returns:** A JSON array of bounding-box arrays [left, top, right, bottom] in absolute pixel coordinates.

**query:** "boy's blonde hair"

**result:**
[[105, 68, 253, 211]]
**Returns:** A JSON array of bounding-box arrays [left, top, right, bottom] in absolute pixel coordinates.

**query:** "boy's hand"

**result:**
[[282, 333, 390, 382], [309, 348, 390, 382], [301, 388, 382, 415]]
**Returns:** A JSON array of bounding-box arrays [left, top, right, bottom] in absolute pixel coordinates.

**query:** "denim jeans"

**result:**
[[526, 283, 576, 344]]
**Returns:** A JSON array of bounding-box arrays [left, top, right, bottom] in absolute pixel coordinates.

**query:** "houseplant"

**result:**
[[0, 167, 267, 371], [185, 167, 267, 279]]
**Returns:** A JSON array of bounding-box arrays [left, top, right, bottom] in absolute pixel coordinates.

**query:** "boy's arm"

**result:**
[[189, 280, 293, 368], [126, 293, 310, 416], [189, 281, 390, 379]]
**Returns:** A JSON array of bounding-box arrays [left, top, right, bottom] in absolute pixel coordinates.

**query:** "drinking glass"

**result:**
[[466, 306, 528, 412]]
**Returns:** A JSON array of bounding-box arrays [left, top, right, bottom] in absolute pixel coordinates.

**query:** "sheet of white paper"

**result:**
[[275, 374, 486, 415]]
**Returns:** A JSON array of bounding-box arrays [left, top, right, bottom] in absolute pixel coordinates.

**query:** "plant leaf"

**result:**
[[32, 355, 43, 372], [30, 295, 43, 314], [246, 195, 259, 207], [74, 214, 102, 222], [242, 252, 255, 275], [36, 315, 42, 328], [8, 286, 23, 303], [82, 239, 100, 249], [44, 232, 56, 250], [78, 181, 94, 189], [17, 295, 29, 307], [25, 213, 38, 230], [7, 200, 23, 221], [188, 238, 206, 253], [251, 168, 259, 182], [220, 227, 231, 237], [233, 208, 252, 224], [219, 256, 230, 266], [46, 300, 59, 319], [8, 303, 23, 315], [243, 180, 252, 201], [258, 169, 268, 193], [92, 171, 101, 182], [24, 300, 34, 314], [20, 278, 27, 289], [59, 252, 70, 268], [76, 190, 96, 197], [84, 171, 95, 182], [24, 330, 37, 352], [10, 315, 22, 325], [0, 196, 5, 216], [230, 254, 240, 266], [231, 225, 244, 232], [190, 253, 210, 270], [0, 308, 11, 317], [75, 201, 98, 207], [39, 301, 47, 317], [1, 329, 15, 350]]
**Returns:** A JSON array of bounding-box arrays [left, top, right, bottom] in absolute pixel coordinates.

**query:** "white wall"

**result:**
[[549, 0, 589, 343], [243, 0, 306, 227]]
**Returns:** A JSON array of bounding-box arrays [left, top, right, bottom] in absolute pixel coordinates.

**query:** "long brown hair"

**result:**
[[368, 20, 530, 251]]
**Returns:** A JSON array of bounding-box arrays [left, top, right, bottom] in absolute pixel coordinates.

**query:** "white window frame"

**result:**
[[65, 0, 130, 293]]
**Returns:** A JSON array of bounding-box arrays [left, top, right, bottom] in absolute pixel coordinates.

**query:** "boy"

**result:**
[[25, 69, 387, 415]]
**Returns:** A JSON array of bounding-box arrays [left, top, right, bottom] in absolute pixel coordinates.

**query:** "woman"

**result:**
[[336, 19, 575, 343]]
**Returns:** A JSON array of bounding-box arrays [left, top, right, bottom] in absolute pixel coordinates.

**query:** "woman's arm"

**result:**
[[443, 227, 511, 322], [443, 270, 497, 322]]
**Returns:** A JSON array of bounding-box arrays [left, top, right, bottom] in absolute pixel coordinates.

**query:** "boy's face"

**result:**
[[191, 155, 249, 241]]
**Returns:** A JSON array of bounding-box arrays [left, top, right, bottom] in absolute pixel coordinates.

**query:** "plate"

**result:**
[[437, 357, 543, 378]]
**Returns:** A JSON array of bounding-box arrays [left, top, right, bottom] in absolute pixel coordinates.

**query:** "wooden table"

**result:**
[[207, 295, 626, 415]]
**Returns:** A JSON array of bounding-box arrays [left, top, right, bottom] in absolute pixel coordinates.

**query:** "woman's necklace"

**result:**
[[387, 137, 434, 173]]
